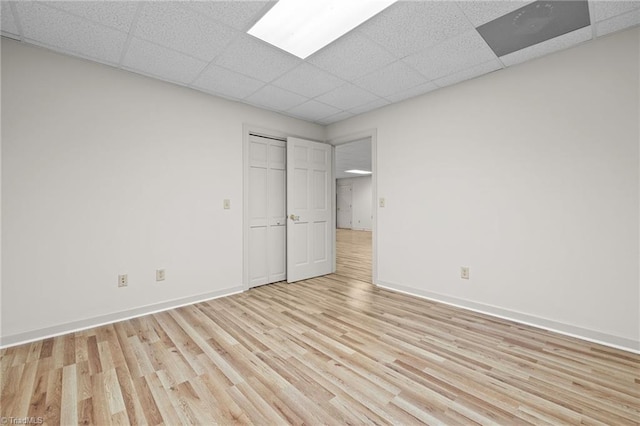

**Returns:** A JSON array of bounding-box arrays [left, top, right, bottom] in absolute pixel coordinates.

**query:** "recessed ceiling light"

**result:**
[[248, 0, 398, 59], [345, 169, 372, 175]]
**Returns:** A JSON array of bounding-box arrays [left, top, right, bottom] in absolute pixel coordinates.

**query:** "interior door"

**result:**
[[286, 137, 333, 283], [336, 184, 352, 229], [248, 135, 286, 288]]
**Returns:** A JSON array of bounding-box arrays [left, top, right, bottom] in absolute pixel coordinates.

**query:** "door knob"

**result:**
[[289, 214, 300, 221]]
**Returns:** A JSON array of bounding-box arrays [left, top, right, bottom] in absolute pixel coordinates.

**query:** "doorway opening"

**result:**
[[334, 137, 373, 284]]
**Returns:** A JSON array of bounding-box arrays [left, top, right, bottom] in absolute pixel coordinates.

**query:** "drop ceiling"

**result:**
[[1, 1, 638, 125]]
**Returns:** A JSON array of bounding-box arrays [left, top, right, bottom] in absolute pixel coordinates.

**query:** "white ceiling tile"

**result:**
[[9, 0, 638, 124], [315, 83, 381, 111], [353, 61, 428, 98], [286, 100, 340, 122], [595, 9, 640, 37], [384, 81, 439, 103], [245, 85, 307, 111], [358, 1, 474, 58], [271, 63, 346, 98], [215, 34, 301, 82], [1, 2, 19, 37], [308, 32, 396, 81], [46, 1, 138, 32], [590, 1, 640, 22], [122, 38, 207, 85], [347, 98, 391, 116], [458, 1, 535, 27], [434, 59, 502, 88], [16, 2, 127, 64], [191, 64, 264, 100], [135, 2, 237, 61], [318, 111, 354, 125], [404, 30, 497, 80], [500, 26, 593, 66], [185, 1, 272, 31]]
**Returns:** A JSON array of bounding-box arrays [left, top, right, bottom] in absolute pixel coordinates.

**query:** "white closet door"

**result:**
[[286, 137, 333, 283], [268, 141, 286, 282], [249, 135, 286, 287]]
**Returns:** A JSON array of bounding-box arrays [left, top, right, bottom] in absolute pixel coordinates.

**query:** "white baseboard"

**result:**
[[0, 286, 244, 349], [377, 281, 640, 354], [4, 282, 638, 355]]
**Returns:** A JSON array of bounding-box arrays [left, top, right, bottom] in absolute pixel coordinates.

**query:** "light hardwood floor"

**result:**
[[336, 228, 372, 283], [1, 229, 639, 425]]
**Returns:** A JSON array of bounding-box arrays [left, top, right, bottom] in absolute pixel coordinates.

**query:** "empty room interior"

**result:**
[[1, 0, 639, 424]]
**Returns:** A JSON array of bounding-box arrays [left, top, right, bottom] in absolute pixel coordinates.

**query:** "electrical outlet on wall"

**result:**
[[461, 267, 470, 280], [156, 269, 166, 282], [118, 274, 128, 287]]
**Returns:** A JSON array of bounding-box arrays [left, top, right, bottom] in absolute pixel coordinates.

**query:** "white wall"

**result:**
[[327, 28, 640, 352], [1, 39, 324, 346], [337, 176, 372, 230], [3, 29, 639, 352]]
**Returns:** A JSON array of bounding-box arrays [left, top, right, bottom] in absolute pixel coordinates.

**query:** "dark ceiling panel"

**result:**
[[477, 1, 591, 57]]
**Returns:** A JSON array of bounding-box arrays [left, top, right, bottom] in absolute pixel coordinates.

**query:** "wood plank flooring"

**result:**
[[336, 228, 372, 283], [2, 229, 639, 425]]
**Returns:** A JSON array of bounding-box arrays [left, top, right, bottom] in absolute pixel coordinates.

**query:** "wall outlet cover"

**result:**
[[118, 274, 128, 287], [461, 267, 470, 280], [156, 269, 166, 282]]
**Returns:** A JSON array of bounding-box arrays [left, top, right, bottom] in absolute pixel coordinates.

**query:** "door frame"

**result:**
[[328, 129, 378, 285], [242, 124, 333, 290]]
